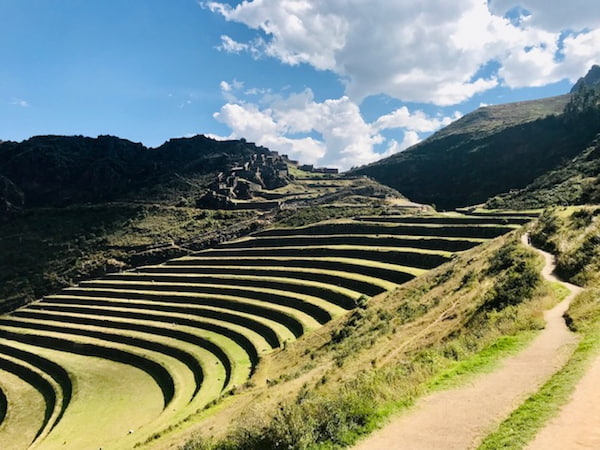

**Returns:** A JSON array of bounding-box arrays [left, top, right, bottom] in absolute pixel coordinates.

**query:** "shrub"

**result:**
[[530, 209, 560, 251], [556, 233, 600, 283], [564, 288, 600, 333], [205, 388, 379, 450], [482, 242, 541, 311]]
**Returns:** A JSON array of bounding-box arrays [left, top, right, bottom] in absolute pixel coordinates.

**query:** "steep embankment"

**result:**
[[485, 137, 600, 209], [173, 212, 572, 450], [477, 206, 600, 449], [354, 234, 580, 449], [485, 69, 600, 209], [525, 211, 600, 450]]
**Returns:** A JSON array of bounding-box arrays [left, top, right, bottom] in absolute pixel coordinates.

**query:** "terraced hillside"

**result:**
[[0, 211, 537, 449]]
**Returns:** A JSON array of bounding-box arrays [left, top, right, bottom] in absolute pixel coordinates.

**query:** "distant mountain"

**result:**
[[488, 76, 600, 208], [0, 134, 273, 214], [352, 67, 600, 209]]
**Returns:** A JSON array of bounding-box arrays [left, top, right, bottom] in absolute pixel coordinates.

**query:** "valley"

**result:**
[[1, 66, 600, 450], [0, 187, 532, 448]]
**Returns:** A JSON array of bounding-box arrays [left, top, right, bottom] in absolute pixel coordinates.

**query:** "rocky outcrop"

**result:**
[[0, 175, 24, 221], [0, 134, 278, 209], [571, 65, 600, 93]]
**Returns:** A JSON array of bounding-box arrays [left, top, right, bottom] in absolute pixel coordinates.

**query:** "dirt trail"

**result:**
[[527, 352, 600, 449], [354, 234, 580, 450], [528, 330, 600, 444]]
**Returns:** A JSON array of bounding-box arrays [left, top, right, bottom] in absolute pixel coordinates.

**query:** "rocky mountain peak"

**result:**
[[571, 64, 600, 93]]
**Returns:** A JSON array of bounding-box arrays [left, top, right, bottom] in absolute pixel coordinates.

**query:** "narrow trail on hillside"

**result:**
[[527, 353, 600, 449], [354, 234, 581, 450], [528, 325, 600, 445]]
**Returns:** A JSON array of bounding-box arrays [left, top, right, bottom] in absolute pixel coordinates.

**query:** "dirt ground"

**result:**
[[527, 353, 600, 449]]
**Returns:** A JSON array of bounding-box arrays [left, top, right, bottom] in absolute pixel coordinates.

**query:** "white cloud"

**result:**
[[558, 29, 600, 79], [489, 0, 600, 32], [220, 79, 245, 102], [10, 98, 29, 108], [205, 1, 600, 170], [244, 87, 270, 96], [373, 107, 461, 133], [384, 132, 422, 157], [217, 35, 250, 53], [206, 1, 347, 70], [498, 27, 600, 87], [213, 87, 458, 170], [220, 80, 232, 92], [207, 0, 600, 105], [400, 131, 421, 150]]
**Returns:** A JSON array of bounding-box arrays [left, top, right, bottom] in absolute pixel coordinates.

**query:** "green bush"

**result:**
[[482, 242, 541, 311], [564, 288, 600, 333], [186, 388, 380, 450], [530, 209, 560, 252]]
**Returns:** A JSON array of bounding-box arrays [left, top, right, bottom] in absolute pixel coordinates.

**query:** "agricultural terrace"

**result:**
[[0, 211, 537, 448]]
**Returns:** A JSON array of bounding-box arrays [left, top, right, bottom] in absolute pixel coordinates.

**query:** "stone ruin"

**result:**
[[197, 150, 290, 209]]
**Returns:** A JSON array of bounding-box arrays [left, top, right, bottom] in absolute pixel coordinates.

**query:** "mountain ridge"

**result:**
[[0, 134, 275, 214], [351, 68, 600, 209]]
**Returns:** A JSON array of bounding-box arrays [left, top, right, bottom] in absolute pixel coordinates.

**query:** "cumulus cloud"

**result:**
[[206, 0, 600, 105], [206, 1, 347, 70], [212, 87, 458, 170], [205, 1, 600, 170]]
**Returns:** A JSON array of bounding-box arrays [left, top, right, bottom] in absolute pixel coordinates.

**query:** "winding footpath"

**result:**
[[528, 339, 600, 444], [354, 234, 581, 450]]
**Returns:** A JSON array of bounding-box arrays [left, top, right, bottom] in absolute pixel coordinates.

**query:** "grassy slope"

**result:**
[[0, 170, 395, 312], [0, 173, 415, 449], [431, 95, 571, 141], [530, 206, 600, 286], [478, 206, 600, 449], [0, 133, 302, 311], [0, 203, 256, 310], [34, 351, 164, 450], [170, 229, 562, 449], [0, 369, 46, 449]]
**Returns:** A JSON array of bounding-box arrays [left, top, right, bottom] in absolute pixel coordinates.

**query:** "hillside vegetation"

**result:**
[[177, 221, 552, 449], [2, 67, 600, 450], [0, 209, 532, 449], [352, 67, 600, 209], [0, 134, 273, 211], [0, 204, 258, 311], [478, 205, 600, 449], [0, 134, 284, 309], [486, 85, 600, 209], [0, 167, 403, 312], [180, 205, 600, 450], [530, 206, 600, 286]]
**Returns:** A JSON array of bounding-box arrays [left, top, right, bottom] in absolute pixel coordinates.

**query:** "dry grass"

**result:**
[[163, 231, 555, 449]]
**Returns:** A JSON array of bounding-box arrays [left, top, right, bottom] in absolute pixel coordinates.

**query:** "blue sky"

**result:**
[[1, 1, 599, 170]]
